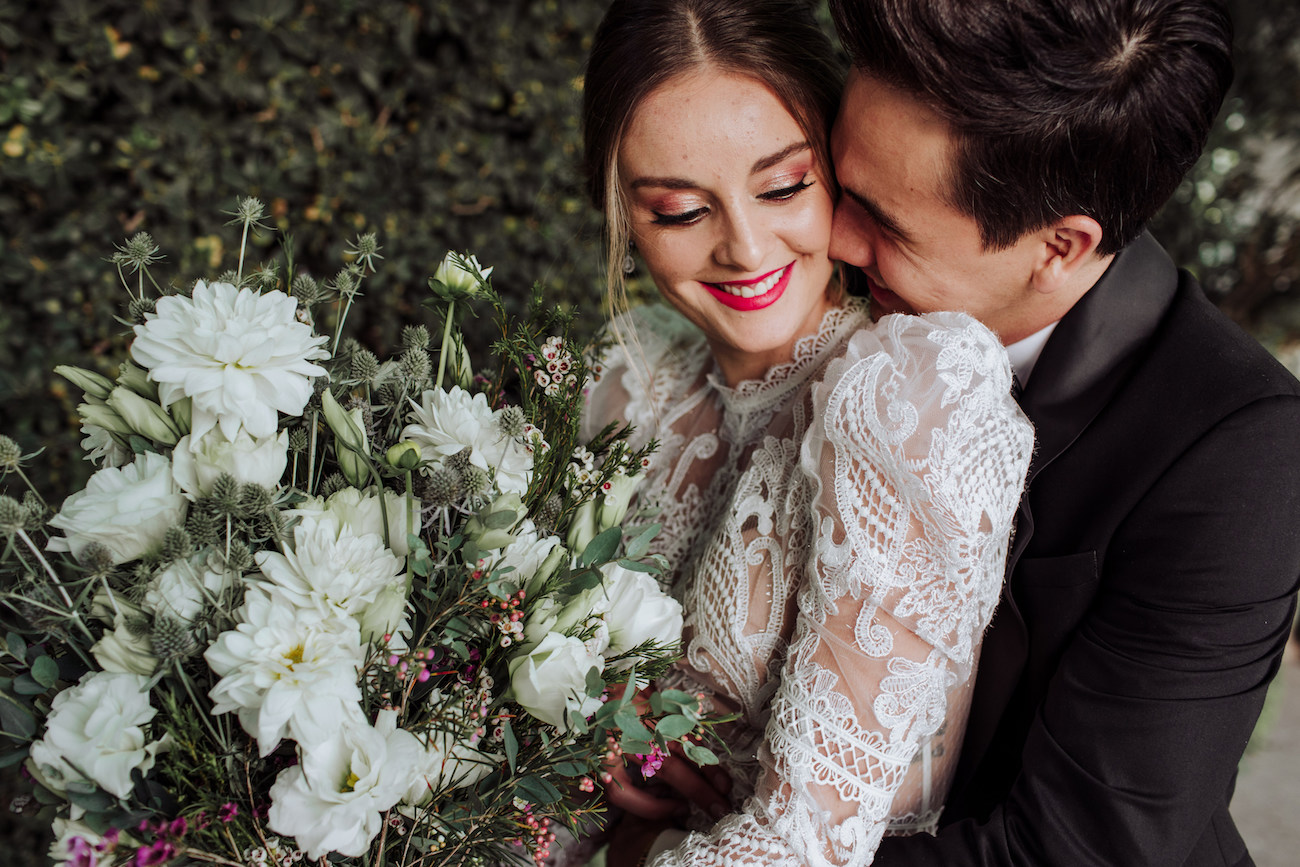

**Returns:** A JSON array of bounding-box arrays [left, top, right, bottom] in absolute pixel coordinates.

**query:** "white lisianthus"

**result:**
[[402, 387, 533, 495], [600, 563, 683, 659], [597, 472, 641, 532], [171, 428, 288, 498], [130, 281, 330, 441], [489, 519, 562, 593], [78, 421, 132, 468], [508, 632, 605, 730], [49, 818, 126, 866], [91, 612, 157, 676], [47, 452, 188, 565], [255, 516, 404, 621], [267, 709, 422, 859], [356, 580, 411, 645], [521, 583, 610, 649], [143, 554, 236, 625], [27, 672, 165, 799], [286, 486, 421, 558], [402, 726, 497, 805], [432, 251, 493, 295], [205, 587, 365, 756]]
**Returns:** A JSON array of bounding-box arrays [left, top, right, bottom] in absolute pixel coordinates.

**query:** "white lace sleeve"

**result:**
[[580, 305, 707, 448], [652, 312, 1033, 867]]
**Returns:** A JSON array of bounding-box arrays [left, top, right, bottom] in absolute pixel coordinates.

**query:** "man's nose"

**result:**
[[829, 199, 873, 268]]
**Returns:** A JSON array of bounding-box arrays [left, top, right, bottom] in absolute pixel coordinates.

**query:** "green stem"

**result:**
[[14, 529, 95, 643], [307, 409, 319, 494], [172, 660, 227, 751], [237, 221, 250, 285], [435, 301, 455, 391], [12, 466, 47, 511]]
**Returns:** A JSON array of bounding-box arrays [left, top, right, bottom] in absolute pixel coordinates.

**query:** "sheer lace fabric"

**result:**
[[582, 302, 1032, 867]]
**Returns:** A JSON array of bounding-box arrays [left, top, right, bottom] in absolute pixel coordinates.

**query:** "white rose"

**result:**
[[287, 487, 421, 558], [267, 709, 422, 859], [47, 452, 188, 565], [171, 428, 288, 498], [600, 563, 683, 659], [91, 613, 157, 676], [143, 554, 236, 625], [27, 671, 165, 799], [508, 632, 605, 730], [521, 583, 609, 649], [489, 520, 562, 593]]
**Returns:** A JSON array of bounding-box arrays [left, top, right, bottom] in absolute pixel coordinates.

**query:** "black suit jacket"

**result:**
[[874, 233, 1300, 866]]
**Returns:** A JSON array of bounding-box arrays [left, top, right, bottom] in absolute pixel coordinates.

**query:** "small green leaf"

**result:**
[[515, 774, 564, 805], [653, 714, 695, 741], [0, 746, 29, 767], [5, 633, 26, 662], [12, 674, 44, 696], [502, 719, 518, 774], [482, 509, 517, 530], [615, 558, 658, 573], [683, 742, 719, 766], [585, 666, 605, 699], [552, 761, 589, 777], [624, 522, 661, 559], [0, 697, 35, 739], [30, 656, 58, 689], [580, 526, 622, 568]]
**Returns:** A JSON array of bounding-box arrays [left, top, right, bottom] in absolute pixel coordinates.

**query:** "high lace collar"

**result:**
[[705, 300, 871, 416]]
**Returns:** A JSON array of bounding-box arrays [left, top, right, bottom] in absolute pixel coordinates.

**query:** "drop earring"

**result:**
[[622, 243, 636, 275]]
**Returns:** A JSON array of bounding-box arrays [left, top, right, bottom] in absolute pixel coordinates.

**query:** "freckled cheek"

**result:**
[[781, 201, 835, 257]]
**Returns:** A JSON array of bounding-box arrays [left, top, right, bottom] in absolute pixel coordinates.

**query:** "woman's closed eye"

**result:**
[[651, 207, 709, 227], [759, 176, 814, 202]]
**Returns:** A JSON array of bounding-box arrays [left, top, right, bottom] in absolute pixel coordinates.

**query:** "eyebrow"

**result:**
[[628, 141, 812, 191], [843, 185, 913, 244]]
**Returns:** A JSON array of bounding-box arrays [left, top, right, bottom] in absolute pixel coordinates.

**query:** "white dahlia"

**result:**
[[255, 515, 405, 622], [130, 280, 330, 441], [402, 387, 533, 495], [205, 587, 365, 756]]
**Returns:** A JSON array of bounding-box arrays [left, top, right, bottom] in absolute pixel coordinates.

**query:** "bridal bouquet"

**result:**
[[0, 199, 718, 866]]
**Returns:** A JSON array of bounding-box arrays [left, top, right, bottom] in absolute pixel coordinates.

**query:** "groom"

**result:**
[[827, 1, 1300, 865]]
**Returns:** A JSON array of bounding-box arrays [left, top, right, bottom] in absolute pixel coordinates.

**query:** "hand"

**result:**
[[604, 742, 732, 821]]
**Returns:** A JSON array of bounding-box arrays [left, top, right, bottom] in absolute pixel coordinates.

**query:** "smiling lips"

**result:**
[[704, 263, 793, 311]]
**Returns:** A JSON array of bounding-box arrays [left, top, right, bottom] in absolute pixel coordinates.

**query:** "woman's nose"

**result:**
[[713, 211, 765, 272]]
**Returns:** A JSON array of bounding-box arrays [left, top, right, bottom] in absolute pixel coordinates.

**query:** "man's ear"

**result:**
[[1031, 216, 1106, 294]]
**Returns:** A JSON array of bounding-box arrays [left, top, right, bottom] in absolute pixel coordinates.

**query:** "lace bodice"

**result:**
[[582, 302, 1033, 866]]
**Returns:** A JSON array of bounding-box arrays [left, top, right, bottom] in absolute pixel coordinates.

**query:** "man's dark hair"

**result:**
[[829, 0, 1234, 255]]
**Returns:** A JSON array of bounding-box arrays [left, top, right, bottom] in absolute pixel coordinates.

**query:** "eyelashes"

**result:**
[[650, 176, 815, 227]]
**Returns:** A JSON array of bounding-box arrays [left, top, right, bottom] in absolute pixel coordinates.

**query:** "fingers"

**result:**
[[604, 760, 684, 820], [650, 756, 730, 820]]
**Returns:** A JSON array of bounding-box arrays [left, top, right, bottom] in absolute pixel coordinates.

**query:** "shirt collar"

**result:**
[[1005, 321, 1059, 387]]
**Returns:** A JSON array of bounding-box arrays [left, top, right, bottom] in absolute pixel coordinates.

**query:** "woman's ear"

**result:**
[[1031, 215, 1106, 294]]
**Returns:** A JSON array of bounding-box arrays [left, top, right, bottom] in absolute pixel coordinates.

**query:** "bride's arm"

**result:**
[[651, 313, 1033, 867]]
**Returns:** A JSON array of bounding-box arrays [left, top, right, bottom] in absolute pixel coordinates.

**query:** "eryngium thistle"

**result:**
[[461, 465, 490, 498], [151, 616, 198, 660], [401, 325, 432, 352], [239, 483, 273, 515], [21, 492, 47, 532], [319, 472, 348, 498], [351, 350, 381, 383], [400, 348, 432, 388], [292, 272, 323, 307], [498, 406, 526, 439], [223, 540, 254, 574], [159, 526, 194, 564], [210, 473, 242, 515], [535, 493, 564, 535], [185, 508, 222, 548], [0, 435, 21, 471], [444, 447, 472, 475], [0, 496, 24, 536], [288, 428, 309, 454], [417, 466, 462, 508], [80, 542, 116, 575], [128, 297, 157, 325]]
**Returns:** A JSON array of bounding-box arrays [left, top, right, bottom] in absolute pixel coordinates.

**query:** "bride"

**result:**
[[577, 1, 1033, 865]]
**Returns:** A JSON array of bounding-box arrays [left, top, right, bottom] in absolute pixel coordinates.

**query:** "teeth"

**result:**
[[717, 267, 784, 298]]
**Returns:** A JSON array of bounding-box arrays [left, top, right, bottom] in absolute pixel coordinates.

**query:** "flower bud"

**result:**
[[598, 473, 641, 533], [116, 362, 159, 401], [320, 389, 370, 487], [0, 496, 24, 536], [107, 387, 181, 446], [0, 436, 21, 471], [430, 251, 494, 301], [170, 396, 192, 434], [465, 493, 523, 550], [386, 440, 423, 471], [78, 401, 134, 437], [566, 500, 600, 553], [53, 365, 114, 401]]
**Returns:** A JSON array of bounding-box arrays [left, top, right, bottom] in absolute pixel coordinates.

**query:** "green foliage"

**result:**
[[0, 0, 611, 499]]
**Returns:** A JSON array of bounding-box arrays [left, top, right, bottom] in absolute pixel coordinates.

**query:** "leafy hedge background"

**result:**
[[1, 0, 1299, 860]]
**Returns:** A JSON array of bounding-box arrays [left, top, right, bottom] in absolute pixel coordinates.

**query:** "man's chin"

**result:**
[[865, 277, 914, 318]]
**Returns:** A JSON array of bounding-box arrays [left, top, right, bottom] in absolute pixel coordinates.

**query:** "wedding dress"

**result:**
[[580, 300, 1033, 867]]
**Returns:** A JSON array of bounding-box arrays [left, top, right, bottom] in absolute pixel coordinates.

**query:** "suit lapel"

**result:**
[[947, 232, 1180, 805]]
